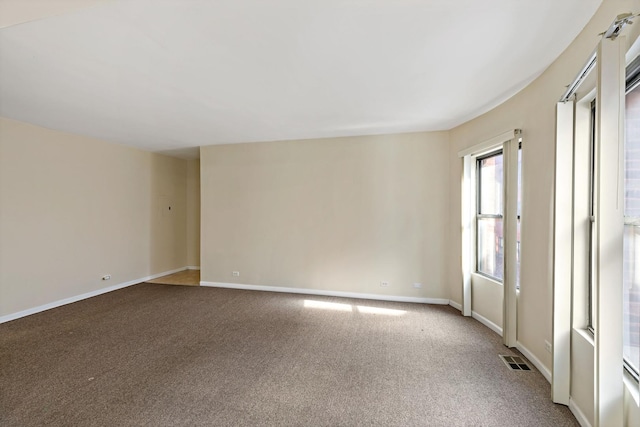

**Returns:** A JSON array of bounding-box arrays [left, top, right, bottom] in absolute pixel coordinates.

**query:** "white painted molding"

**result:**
[[516, 341, 552, 384], [0, 266, 188, 324], [623, 368, 640, 407], [186, 266, 201, 270], [457, 130, 517, 157], [461, 154, 473, 317], [200, 281, 450, 305], [449, 300, 462, 311], [569, 397, 593, 427], [471, 310, 503, 336], [502, 133, 519, 348], [594, 36, 625, 427], [553, 99, 574, 405]]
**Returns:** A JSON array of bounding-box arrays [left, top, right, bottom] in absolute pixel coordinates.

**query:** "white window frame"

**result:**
[[475, 149, 504, 282], [622, 52, 640, 388], [553, 35, 630, 424], [460, 129, 521, 348]]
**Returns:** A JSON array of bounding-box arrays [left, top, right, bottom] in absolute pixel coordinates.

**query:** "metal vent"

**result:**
[[499, 355, 531, 371]]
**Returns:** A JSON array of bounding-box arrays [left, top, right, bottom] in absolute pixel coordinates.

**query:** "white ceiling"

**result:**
[[0, 0, 601, 158]]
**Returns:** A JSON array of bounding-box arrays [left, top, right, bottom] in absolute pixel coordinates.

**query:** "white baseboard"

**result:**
[[0, 266, 188, 324], [569, 397, 592, 427], [186, 266, 200, 270], [516, 341, 552, 383], [471, 310, 503, 336], [449, 300, 462, 311], [200, 281, 450, 305]]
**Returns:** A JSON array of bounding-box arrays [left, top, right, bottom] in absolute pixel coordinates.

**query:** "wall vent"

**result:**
[[499, 354, 531, 371]]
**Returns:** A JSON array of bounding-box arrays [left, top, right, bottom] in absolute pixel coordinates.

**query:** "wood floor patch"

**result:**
[[146, 270, 200, 286]]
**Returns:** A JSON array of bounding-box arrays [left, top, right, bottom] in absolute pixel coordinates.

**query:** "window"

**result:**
[[623, 58, 640, 379], [554, 32, 639, 421], [476, 150, 504, 281]]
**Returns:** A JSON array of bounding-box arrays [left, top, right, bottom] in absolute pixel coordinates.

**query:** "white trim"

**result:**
[[575, 327, 595, 346], [503, 133, 520, 348], [516, 341, 552, 383], [200, 281, 449, 305], [0, 266, 187, 324], [623, 368, 640, 407], [627, 26, 640, 64], [461, 154, 473, 316], [560, 50, 597, 102], [553, 100, 574, 405], [569, 397, 593, 427], [457, 130, 516, 157], [186, 266, 201, 270], [449, 300, 463, 311], [471, 271, 502, 286], [471, 310, 503, 336], [460, 130, 520, 321], [594, 36, 625, 427]]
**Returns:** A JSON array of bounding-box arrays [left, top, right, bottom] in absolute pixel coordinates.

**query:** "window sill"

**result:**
[[573, 327, 594, 347], [572, 327, 638, 407], [624, 368, 640, 407], [471, 272, 503, 286]]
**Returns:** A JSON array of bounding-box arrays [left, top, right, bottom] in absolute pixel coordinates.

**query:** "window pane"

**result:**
[[623, 224, 640, 374], [624, 84, 640, 374], [626, 87, 640, 217], [479, 154, 503, 215], [477, 217, 504, 280]]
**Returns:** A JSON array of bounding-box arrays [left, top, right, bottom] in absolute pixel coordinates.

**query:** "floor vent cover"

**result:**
[[499, 355, 531, 371]]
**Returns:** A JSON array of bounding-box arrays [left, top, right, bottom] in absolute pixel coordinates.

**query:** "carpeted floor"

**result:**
[[0, 284, 578, 426]]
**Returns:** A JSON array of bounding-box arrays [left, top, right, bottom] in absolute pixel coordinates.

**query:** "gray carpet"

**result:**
[[0, 284, 578, 426]]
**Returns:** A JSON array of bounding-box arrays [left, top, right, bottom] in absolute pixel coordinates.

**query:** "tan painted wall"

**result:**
[[0, 117, 187, 317], [471, 274, 503, 329], [448, 0, 640, 424], [201, 132, 450, 299], [571, 331, 595, 423], [187, 158, 201, 267]]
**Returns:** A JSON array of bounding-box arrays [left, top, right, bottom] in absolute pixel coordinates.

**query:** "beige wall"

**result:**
[[186, 158, 201, 267], [471, 274, 502, 329], [571, 331, 595, 423], [201, 132, 450, 299], [448, 0, 640, 424], [0, 117, 187, 317]]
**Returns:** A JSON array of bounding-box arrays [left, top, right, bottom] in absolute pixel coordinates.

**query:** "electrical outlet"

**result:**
[[102, 275, 111, 281], [413, 283, 422, 288], [545, 340, 552, 353], [232, 271, 240, 277], [380, 281, 389, 287]]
